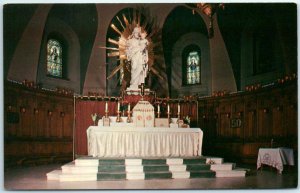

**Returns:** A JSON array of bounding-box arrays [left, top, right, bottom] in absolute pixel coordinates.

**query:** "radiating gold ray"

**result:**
[[99, 46, 119, 51], [132, 9, 137, 26], [137, 10, 141, 26], [123, 14, 129, 26], [107, 51, 120, 57], [141, 20, 148, 31], [127, 8, 132, 24], [114, 75, 122, 88], [111, 24, 122, 35], [108, 38, 119, 45], [107, 64, 124, 80], [116, 16, 125, 31], [120, 55, 126, 59], [150, 66, 164, 80]]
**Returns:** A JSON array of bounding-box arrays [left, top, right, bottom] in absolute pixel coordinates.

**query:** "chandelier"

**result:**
[[188, 3, 225, 38]]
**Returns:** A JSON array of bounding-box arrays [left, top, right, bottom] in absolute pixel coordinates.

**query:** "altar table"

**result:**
[[257, 148, 294, 174], [87, 126, 203, 157]]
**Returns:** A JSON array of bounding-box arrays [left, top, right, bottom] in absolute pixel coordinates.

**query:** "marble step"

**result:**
[[61, 162, 215, 174], [210, 163, 235, 171], [59, 173, 97, 181], [189, 170, 216, 178], [183, 158, 206, 164], [215, 169, 246, 177], [46, 170, 61, 180], [46, 156, 247, 181], [51, 170, 219, 181], [97, 172, 126, 180], [186, 164, 211, 171], [61, 163, 235, 174], [99, 159, 125, 165], [74, 157, 217, 166], [145, 171, 173, 179], [98, 165, 126, 172]]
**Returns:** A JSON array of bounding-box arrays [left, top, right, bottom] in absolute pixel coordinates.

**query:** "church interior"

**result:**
[[3, 3, 298, 190]]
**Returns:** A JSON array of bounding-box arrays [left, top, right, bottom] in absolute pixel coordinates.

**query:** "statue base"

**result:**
[[126, 86, 150, 96]]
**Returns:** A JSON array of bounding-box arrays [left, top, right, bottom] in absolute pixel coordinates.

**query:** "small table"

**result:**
[[257, 147, 294, 174]]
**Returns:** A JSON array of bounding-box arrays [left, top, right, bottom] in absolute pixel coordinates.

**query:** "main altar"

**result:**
[[86, 86, 202, 158], [87, 124, 203, 158]]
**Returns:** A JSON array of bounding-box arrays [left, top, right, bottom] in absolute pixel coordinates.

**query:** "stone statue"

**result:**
[[125, 26, 149, 90]]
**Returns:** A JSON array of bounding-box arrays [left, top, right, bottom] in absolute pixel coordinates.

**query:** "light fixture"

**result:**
[[187, 3, 225, 38]]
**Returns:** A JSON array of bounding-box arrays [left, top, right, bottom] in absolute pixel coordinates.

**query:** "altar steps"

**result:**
[[47, 157, 246, 181]]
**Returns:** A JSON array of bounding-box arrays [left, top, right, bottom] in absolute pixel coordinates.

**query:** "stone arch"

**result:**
[[162, 5, 208, 96], [240, 7, 284, 89], [171, 32, 211, 97], [37, 17, 81, 93]]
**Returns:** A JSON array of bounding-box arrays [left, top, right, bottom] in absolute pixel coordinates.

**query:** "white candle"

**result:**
[[158, 104, 160, 112], [128, 103, 131, 112], [105, 102, 108, 112], [117, 102, 120, 111], [167, 104, 170, 113], [178, 103, 180, 113]]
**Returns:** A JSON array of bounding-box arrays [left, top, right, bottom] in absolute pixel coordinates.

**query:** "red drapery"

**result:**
[[75, 97, 198, 156], [123, 95, 155, 106], [75, 100, 117, 155]]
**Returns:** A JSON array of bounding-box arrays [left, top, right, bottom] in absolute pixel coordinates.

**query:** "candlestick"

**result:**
[[167, 104, 170, 113], [116, 110, 121, 122], [105, 101, 109, 118], [158, 104, 160, 113], [127, 110, 132, 123], [157, 111, 161, 118], [167, 111, 171, 123], [176, 109, 180, 124], [128, 103, 131, 112], [117, 101, 120, 111]]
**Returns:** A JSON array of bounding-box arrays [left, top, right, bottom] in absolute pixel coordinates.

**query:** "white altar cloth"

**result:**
[[87, 126, 203, 157], [257, 148, 294, 174]]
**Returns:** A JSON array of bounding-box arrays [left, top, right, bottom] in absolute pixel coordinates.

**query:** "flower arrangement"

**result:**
[[183, 115, 191, 125], [91, 113, 98, 125]]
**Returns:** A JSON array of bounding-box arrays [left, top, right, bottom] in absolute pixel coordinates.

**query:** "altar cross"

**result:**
[[139, 83, 145, 98]]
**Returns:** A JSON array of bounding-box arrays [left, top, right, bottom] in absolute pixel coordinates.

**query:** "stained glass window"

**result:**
[[186, 51, 200, 84], [47, 39, 62, 77]]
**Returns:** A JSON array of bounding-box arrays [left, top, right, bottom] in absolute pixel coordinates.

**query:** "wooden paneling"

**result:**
[[4, 82, 74, 167], [199, 81, 297, 164]]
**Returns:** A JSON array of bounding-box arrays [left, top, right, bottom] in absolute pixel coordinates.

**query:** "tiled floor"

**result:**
[[4, 163, 298, 190]]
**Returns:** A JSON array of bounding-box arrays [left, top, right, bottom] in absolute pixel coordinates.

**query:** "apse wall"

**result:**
[[5, 3, 296, 96]]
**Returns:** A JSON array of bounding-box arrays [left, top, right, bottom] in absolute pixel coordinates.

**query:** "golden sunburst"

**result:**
[[101, 8, 165, 91]]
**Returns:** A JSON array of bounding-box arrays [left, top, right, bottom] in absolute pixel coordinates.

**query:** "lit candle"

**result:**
[[178, 103, 180, 113], [158, 104, 160, 112], [167, 104, 170, 113], [117, 102, 120, 111], [105, 102, 108, 112], [128, 103, 131, 112]]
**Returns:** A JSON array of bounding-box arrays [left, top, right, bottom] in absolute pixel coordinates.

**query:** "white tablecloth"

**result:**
[[87, 126, 203, 157], [257, 148, 294, 174]]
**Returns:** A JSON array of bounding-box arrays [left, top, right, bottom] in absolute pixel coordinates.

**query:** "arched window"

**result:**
[[47, 39, 63, 77], [182, 45, 201, 85], [186, 51, 200, 84]]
